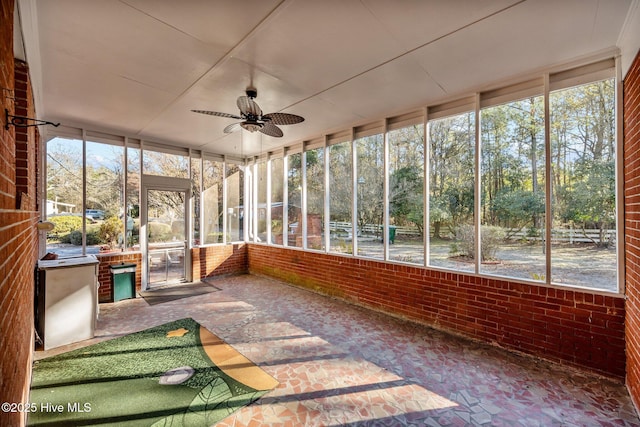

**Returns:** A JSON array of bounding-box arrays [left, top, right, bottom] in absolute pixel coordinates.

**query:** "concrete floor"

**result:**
[[36, 274, 639, 426]]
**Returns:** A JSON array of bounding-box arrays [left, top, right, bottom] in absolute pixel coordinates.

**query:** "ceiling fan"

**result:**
[[192, 88, 304, 138]]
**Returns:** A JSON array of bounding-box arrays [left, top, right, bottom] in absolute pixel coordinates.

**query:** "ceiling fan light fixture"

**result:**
[[241, 121, 263, 132]]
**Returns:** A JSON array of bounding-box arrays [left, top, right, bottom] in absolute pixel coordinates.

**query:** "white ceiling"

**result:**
[[23, 0, 634, 157]]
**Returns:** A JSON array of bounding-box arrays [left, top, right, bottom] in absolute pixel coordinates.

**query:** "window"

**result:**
[[270, 157, 284, 245], [287, 152, 303, 247], [126, 147, 140, 250], [356, 134, 384, 259], [550, 79, 617, 291], [226, 162, 244, 242], [143, 149, 189, 178], [480, 96, 546, 281], [46, 137, 84, 257], [191, 157, 201, 246], [389, 124, 425, 265], [256, 161, 268, 242], [305, 147, 325, 250], [86, 140, 125, 251], [428, 114, 474, 271], [329, 141, 352, 254], [202, 158, 224, 244]]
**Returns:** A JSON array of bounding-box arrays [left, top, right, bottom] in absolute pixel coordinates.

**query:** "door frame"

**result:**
[[141, 174, 192, 290]]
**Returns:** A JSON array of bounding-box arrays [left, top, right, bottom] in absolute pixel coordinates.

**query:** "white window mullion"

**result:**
[[383, 120, 390, 261], [544, 74, 552, 283], [266, 156, 272, 245], [302, 149, 308, 250], [615, 56, 625, 294], [424, 108, 430, 267], [324, 138, 331, 252], [351, 130, 358, 256], [283, 153, 289, 247], [81, 129, 87, 255], [474, 94, 481, 275]]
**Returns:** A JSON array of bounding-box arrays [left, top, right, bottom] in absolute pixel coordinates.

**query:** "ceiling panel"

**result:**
[[413, 0, 631, 98], [231, 0, 403, 94], [317, 54, 446, 122], [37, 0, 220, 95], [41, 55, 175, 133], [121, 0, 283, 47], [360, 0, 522, 51]]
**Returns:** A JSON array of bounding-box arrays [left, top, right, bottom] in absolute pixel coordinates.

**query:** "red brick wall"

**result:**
[[96, 252, 142, 303], [191, 243, 248, 280], [248, 244, 626, 378], [14, 60, 38, 210], [625, 50, 640, 410], [0, 1, 41, 426]]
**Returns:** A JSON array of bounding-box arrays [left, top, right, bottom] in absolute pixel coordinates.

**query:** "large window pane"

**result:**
[[46, 137, 84, 257], [86, 140, 125, 252], [389, 125, 425, 265], [191, 158, 201, 246], [226, 162, 244, 242], [143, 149, 189, 178], [480, 97, 546, 281], [428, 114, 475, 271], [356, 134, 384, 259], [256, 161, 268, 242], [287, 153, 302, 247], [126, 147, 140, 250], [329, 141, 352, 254], [550, 79, 617, 291], [306, 147, 325, 250], [202, 159, 224, 244], [270, 158, 284, 245]]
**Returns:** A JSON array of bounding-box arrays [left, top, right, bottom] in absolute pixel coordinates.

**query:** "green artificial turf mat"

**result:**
[[28, 318, 275, 426]]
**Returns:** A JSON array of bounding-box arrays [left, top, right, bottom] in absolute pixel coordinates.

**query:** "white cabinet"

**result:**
[[36, 255, 99, 350]]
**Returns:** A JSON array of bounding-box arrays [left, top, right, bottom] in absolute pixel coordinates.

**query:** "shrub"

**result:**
[[98, 217, 123, 247], [49, 215, 83, 237], [148, 222, 172, 242], [68, 230, 101, 245], [455, 224, 506, 261]]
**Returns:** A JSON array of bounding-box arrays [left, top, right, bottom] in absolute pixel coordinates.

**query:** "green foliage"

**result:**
[[68, 230, 101, 245], [98, 217, 123, 247], [490, 189, 544, 229], [390, 166, 424, 234], [559, 160, 615, 226], [49, 215, 83, 236]]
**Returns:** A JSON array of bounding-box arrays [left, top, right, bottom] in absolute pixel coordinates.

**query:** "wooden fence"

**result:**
[[327, 221, 615, 244]]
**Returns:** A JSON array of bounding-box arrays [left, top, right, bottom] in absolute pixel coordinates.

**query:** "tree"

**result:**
[[356, 135, 384, 233], [390, 165, 424, 235], [429, 114, 474, 234]]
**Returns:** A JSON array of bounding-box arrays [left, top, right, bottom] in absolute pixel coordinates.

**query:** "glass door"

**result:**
[[145, 189, 187, 288]]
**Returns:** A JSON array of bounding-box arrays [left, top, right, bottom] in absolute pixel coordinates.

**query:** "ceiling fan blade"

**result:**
[[263, 112, 305, 125], [223, 123, 242, 133], [237, 96, 262, 116], [259, 122, 283, 138], [191, 110, 242, 119]]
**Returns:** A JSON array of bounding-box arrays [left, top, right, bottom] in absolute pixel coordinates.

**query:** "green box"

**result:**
[[388, 225, 397, 244], [110, 263, 136, 302]]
